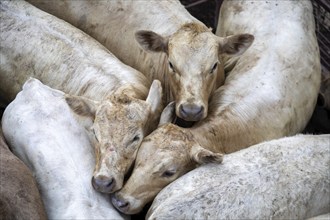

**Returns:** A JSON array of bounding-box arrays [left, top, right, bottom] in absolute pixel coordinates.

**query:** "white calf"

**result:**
[[1, 78, 128, 220]]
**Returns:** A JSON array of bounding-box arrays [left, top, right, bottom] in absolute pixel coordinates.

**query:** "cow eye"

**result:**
[[131, 135, 140, 143], [168, 61, 175, 72], [127, 134, 141, 147], [161, 169, 176, 178], [210, 62, 218, 74]]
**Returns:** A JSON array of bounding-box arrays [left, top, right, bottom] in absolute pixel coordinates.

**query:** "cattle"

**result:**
[[1, 78, 128, 219], [27, 0, 254, 122], [0, 0, 163, 193], [146, 134, 330, 219], [0, 127, 47, 220], [111, 0, 321, 214]]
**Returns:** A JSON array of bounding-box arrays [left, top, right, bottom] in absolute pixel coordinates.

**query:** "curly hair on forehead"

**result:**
[[110, 93, 132, 105], [180, 22, 210, 34], [161, 124, 195, 143]]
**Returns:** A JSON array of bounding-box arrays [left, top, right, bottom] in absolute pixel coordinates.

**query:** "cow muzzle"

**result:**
[[111, 194, 130, 213], [111, 192, 144, 214], [178, 103, 205, 121]]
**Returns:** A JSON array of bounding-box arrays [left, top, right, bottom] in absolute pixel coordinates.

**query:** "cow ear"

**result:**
[[190, 144, 224, 165], [219, 33, 254, 56], [146, 80, 163, 115], [65, 94, 98, 119], [135, 30, 169, 54], [158, 101, 176, 127]]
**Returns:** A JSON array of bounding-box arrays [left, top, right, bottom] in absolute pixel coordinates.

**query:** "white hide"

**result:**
[[147, 135, 330, 220], [1, 78, 128, 220]]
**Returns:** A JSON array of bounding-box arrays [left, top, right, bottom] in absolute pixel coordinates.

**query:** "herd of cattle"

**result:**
[[0, 0, 329, 219]]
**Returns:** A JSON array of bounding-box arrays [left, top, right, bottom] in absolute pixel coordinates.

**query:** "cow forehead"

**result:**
[[137, 140, 187, 167], [142, 124, 193, 151], [92, 101, 148, 143], [136, 137, 192, 173], [169, 31, 218, 53], [168, 33, 219, 69], [96, 99, 148, 124]]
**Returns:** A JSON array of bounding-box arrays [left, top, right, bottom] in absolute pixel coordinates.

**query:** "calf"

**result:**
[[27, 0, 254, 121], [1, 78, 128, 219], [147, 134, 330, 219], [0, 127, 47, 220], [111, 0, 321, 214], [0, 0, 162, 193]]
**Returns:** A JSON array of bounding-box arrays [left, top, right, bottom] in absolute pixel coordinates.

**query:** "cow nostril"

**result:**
[[112, 194, 130, 211], [92, 176, 115, 192], [179, 104, 204, 119], [195, 106, 203, 115], [106, 178, 114, 187], [118, 200, 129, 209]]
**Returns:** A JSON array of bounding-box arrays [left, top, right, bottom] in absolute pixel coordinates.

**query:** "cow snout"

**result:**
[[179, 103, 204, 121], [91, 175, 115, 193], [111, 194, 130, 213]]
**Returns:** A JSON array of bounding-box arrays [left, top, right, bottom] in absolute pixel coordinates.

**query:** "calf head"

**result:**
[[136, 22, 254, 121], [66, 80, 163, 193], [111, 102, 223, 214]]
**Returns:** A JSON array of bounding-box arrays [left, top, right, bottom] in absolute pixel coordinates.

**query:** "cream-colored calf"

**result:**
[[0, 0, 162, 193], [111, 0, 321, 214], [27, 0, 253, 121]]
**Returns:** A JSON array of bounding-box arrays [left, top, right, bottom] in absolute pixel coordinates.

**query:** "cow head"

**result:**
[[111, 102, 223, 214], [66, 80, 163, 193], [136, 22, 254, 121]]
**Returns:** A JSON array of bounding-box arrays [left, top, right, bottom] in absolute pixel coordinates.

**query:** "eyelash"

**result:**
[[169, 61, 175, 72], [127, 135, 141, 147], [210, 62, 218, 73], [132, 135, 140, 143], [161, 170, 176, 177]]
